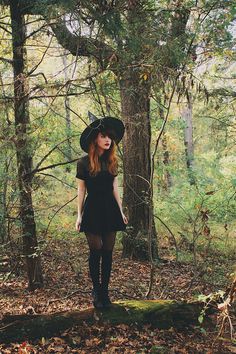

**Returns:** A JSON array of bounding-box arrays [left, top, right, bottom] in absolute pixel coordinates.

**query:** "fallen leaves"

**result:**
[[0, 237, 235, 353]]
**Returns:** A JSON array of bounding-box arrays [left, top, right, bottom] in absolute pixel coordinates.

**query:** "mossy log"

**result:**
[[0, 299, 213, 343]]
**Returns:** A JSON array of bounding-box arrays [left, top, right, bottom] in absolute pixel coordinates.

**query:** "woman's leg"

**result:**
[[85, 232, 103, 307], [101, 232, 116, 305]]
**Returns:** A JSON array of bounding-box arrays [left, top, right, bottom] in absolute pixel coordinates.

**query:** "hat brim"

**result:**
[[80, 117, 125, 153]]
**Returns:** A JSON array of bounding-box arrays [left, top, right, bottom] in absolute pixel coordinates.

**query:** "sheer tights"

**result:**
[[85, 232, 116, 251], [85, 232, 116, 293]]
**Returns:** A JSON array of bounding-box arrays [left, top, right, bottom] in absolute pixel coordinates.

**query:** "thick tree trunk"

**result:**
[[0, 299, 211, 343], [120, 70, 158, 260], [181, 95, 195, 185], [10, 0, 43, 290]]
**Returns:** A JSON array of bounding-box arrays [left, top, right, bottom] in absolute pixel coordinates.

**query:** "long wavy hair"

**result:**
[[88, 128, 118, 176]]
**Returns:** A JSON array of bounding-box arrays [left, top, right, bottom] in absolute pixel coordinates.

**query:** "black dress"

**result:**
[[76, 154, 127, 234]]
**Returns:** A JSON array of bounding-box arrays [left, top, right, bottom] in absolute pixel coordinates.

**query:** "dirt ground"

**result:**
[[0, 236, 235, 353]]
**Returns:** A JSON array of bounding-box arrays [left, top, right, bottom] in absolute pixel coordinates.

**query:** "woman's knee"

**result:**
[[102, 232, 116, 251], [85, 232, 103, 250]]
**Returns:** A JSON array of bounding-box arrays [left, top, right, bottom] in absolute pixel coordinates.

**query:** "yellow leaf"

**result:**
[[143, 73, 148, 80]]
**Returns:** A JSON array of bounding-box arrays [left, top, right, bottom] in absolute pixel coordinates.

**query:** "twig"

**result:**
[[154, 214, 178, 260], [2, 264, 18, 285], [215, 275, 236, 342]]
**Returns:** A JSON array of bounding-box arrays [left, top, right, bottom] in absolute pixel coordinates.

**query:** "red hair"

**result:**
[[88, 130, 118, 176]]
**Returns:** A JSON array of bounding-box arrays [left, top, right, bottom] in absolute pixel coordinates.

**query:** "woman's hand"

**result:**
[[75, 215, 82, 232], [121, 211, 128, 225]]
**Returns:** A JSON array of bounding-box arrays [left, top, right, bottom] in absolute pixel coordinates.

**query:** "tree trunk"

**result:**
[[120, 69, 158, 260], [62, 51, 72, 170], [161, 133, 172, 190], [181, 95, 195, 185], [10, 0, 43, 290], [0, 73, 11, 244], [0, 299, 212, 343], [0, 159, 8, 243], [159, 106, 172, 191]]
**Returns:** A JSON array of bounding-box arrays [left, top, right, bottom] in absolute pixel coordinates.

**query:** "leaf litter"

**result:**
[[0, 237, 235, 353]]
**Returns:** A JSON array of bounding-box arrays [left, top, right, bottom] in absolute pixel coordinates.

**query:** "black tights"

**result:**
[[85, 232, 116, 293]]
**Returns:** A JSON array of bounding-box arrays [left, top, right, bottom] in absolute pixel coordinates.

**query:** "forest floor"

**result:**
[[0, 236, 235, 354]]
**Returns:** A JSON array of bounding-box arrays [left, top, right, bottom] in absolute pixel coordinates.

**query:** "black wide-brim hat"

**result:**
[[80, 116, 125, 153]]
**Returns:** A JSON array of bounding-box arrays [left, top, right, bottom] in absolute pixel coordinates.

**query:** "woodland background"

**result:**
[[0, 0, 235, 353]]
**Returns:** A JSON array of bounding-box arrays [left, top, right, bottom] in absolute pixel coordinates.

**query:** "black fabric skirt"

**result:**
[[80, 192, 126, 234]]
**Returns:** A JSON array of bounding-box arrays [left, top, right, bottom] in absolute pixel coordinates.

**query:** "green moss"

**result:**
[[115, 299, 174, 311], [99, 300, 176, 326]]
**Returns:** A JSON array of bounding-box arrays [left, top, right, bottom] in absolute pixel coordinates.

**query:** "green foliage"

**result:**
[[0, 0, 235, 280], [153, 66, 236, 261], [197, 290, 225, 325]]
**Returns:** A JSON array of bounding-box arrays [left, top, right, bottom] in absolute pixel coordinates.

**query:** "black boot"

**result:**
[[101, 250, 113, 308], [88, 249, 103, 308], [91, 285, 103, 309], [101, 287, 112, 307]]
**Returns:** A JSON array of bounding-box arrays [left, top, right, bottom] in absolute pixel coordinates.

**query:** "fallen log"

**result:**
[[0, 299, 214, 343]]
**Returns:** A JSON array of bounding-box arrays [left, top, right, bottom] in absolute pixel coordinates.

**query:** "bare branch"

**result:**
[[31, 135, 81, 175], [0, 56, 13, 65], [32, 158, 79, 175], [0, 89, 91, 101], [27, 35, 53, 76]]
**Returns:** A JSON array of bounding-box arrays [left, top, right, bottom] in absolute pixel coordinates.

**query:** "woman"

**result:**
[[75, 116, 128, 308]]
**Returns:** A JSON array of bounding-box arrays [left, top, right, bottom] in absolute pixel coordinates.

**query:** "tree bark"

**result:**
[[10, 0, 43, 290], [62, 51, 72, 170], [161, 133, 172, 190], [0, 159, 8, 243], [120, 69, 158, 260], [181, 94, 195, 185], [159, 105, 172, 191], [0, 299, 211, 343]]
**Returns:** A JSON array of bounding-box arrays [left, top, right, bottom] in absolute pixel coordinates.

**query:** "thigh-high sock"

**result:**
[[101, 232, 116, 294], [85, 233, 102, 291]]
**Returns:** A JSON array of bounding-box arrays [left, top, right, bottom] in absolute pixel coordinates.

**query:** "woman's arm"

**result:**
[[113, 176, 128, 224], [75, 179, 86, 231]]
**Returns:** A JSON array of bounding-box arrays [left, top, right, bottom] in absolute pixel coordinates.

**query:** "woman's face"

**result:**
[[95, 132, 112, 151]]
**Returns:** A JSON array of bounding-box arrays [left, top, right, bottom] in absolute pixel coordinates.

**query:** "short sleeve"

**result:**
[[76, 159, 86, 180]]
